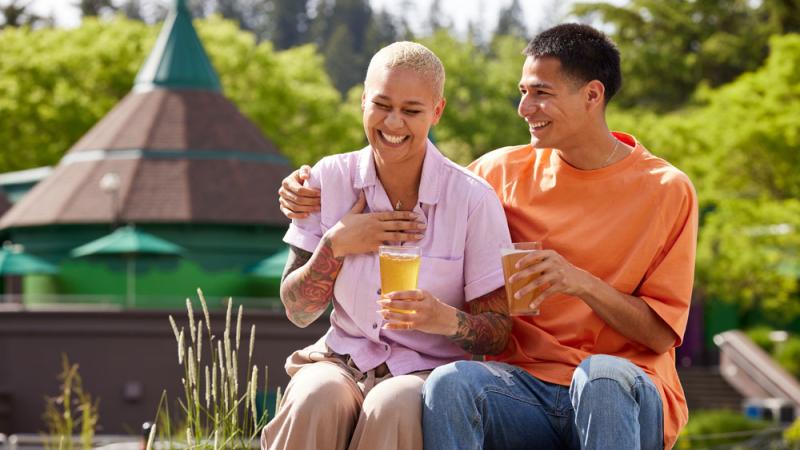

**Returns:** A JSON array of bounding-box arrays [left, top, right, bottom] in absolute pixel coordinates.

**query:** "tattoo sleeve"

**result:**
[[279, 237, 344, 328], [448, 286, 512, 355]]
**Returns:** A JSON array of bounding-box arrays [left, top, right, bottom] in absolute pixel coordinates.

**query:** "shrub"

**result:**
[[785, 417, 800, 448], [677, 410, 773, 449], [775, 337, 800, 379]]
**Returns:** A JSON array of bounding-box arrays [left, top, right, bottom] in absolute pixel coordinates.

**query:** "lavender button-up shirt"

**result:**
[[284, 141, 512, 375]]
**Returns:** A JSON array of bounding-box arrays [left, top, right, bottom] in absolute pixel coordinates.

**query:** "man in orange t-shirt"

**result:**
[[420, 24, 697, 450], [277, 24, 697, 450]]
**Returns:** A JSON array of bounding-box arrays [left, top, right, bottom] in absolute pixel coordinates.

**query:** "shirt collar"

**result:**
[[354, 139, 443, 205]]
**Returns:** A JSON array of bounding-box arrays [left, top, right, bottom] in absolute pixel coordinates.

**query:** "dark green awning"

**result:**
[[247, 247, 289, 278], [72, 226, 183, 257], [0, 244, 58, 275]]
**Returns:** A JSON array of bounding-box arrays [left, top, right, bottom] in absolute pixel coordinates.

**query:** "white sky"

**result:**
[[21, 0, 573, 37]]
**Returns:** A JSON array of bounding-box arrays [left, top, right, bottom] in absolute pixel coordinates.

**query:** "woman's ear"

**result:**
[[431, 97, 447, 126]]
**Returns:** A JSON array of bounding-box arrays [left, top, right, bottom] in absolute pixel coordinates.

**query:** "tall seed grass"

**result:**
[[149, 289, 279, 449], [41, 355, 100, 450]]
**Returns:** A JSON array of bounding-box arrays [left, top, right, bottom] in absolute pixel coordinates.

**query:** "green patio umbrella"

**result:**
[[0, 244, 58, 275], [247, 247, 289, 279], [71, 225, 183, 307]]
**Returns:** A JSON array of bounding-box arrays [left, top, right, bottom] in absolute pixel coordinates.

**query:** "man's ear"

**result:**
[[585, 80, 606, 111], [361, 91, 367, 111]]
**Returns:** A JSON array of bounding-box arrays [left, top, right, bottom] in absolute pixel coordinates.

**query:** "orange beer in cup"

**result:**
[[501, 241, 543, 316], [379, 245, 421, 313]]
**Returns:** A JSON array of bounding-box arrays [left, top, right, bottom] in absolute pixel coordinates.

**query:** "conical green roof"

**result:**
[[134, 0, 221, 92]]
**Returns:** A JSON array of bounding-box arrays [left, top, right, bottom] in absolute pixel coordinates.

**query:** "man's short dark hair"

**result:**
[[523, 24, 622, 104]]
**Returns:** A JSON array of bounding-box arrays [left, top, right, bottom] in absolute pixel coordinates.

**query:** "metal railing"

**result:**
[[0, 294, 284, 312], [714, 330, 800, 419]]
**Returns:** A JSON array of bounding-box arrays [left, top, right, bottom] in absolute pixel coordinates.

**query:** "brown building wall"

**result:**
[[0, 307, 326, 435]]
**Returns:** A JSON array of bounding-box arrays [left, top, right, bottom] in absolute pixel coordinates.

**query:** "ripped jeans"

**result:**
[[422, 355, 663, 450]]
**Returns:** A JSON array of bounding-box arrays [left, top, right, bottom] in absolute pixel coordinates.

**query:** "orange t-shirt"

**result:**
[[469, 132, 698, 449]]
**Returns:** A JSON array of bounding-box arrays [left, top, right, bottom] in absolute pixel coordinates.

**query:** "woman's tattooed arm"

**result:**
[[279, 236, 344, 327], [447, 287, 512, 355]]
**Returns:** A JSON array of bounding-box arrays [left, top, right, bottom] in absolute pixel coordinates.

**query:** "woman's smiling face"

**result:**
[[362, 66, 445, 165]]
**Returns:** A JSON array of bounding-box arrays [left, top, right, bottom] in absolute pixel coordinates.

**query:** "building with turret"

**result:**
[[0, 0, 291, 309]]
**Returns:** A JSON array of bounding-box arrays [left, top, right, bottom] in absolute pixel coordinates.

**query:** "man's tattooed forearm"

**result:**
[[448, 287, 511, 355], [280, 238, 343, 327]]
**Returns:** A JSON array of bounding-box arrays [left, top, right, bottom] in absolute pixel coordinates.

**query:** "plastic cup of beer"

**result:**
[[379, 245, 421, 313], [501, 241, 543, 316]]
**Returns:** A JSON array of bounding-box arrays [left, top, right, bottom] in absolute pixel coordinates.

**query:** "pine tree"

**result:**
[[1, 0, 39, 28], [215, 0, 264, 39], [311, 0, 383, 94], [119, 0, 144, 21], [270, 0, 310, 49], [323, 24, 364, 94], [74, 0, 116, 17], [425, 0, 452, 35], [494, 0, 527, 39]]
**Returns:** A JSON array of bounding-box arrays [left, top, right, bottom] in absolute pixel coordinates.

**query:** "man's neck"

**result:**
[[554, 130, 630, 170]]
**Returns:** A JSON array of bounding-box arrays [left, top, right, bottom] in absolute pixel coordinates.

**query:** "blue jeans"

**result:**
[[422, 355, 664, 450]]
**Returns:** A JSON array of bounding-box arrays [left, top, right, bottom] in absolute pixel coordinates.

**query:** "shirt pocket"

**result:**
[[418, 255, 465, 308]]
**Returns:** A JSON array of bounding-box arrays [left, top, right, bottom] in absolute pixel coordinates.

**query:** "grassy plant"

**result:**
[[41, 355, 100, 450], [786, 417, 800, 449], [149, 289, 278, 449]]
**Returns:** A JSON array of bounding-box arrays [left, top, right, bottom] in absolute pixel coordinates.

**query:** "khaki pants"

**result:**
[[262, 338, 429, 450]]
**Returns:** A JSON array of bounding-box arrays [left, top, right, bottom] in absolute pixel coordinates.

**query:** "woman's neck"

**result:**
[[374, 154, 424, 211]]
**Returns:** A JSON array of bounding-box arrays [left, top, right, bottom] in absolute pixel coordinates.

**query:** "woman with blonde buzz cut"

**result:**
[[262, 41, 513, 450]]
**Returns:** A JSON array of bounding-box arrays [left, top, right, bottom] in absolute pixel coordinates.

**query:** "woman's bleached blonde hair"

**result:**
[[365, 41, 446, 101]]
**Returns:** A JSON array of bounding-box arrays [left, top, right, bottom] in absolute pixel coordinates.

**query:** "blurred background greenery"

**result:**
[[1, 0, 799, 324]]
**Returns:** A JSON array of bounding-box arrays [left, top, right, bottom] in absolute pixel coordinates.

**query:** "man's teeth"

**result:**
[[530, 121, 549, 128], [382, 132, 406, 144]]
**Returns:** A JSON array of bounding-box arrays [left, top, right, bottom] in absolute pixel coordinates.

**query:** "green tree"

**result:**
[[309, 0, 379, 95], [425, 0, 451, 35], [269, 0, 310, 49], [364, 9, 405, 56], [762, 0, 800, 33], [606, 35, 800, 321], [1, 0, 43, 28], [195, 15, 362, 165], [0, 18, 153, 172], [322, 24, 364, 95], [696, 199, 800, 322], [214, 0, 271, 41], [572, 0, 774, 111], [118, 0, 144, 21], [421, 32, 530, 164], [0, 16, 361, 172], [74, 0, 116, 17], [494, 0, 527, 40]]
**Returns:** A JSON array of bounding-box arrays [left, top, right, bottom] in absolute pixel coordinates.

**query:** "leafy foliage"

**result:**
[[606, 34, 800, 321], [676, 409, 773, 449], [3, 4, 800, 325], [194, 16, 362, 166], [0, 18, 153, 172], [572, 0, 782, 111], [696, 199, 800, 321], [0, 16, 361, 172], [746, 327, 800, 378], [422, 32, 531, 163], [785, 415, 800, 446], [775, 337, 800, 379]]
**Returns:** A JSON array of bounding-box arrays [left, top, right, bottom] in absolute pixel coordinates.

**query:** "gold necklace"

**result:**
[[602, 139, 621, 167]]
